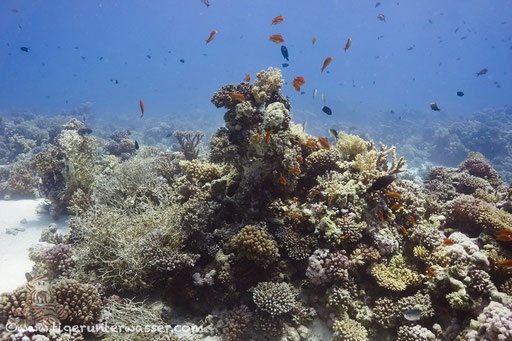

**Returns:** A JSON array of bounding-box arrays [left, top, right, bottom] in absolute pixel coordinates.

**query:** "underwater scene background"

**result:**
[[1, 1, 512, 340]]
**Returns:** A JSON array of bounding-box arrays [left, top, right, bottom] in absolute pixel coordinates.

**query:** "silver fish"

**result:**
[[329, 128, 338, 139], [313, 89, 318, 98], [321, 93, 326, 102], [302, 121, 307, 132], [403, 308, 422, 321]]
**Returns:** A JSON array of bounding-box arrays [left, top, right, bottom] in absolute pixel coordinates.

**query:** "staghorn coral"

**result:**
[[231, 224, 279, 267], [251, 282, 297, 317]]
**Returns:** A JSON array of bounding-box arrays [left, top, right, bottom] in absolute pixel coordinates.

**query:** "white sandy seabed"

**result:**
[[0, 199, 68, 293]]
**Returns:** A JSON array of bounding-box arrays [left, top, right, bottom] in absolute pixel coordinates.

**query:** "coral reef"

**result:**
[[3, 69, 512, 341]]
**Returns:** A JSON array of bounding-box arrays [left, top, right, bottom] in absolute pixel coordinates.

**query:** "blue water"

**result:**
[[1, 0, 510, 127]]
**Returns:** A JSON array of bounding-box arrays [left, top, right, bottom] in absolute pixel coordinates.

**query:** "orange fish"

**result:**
[[343, 37, 352, 52], [297, 156, 303, 164], [321, 56, 333, 72], [205, 30, 217, 44], [401, 226, 408, 235], [306, 139, 317, 150], [288, 168, 301, 174], [498, 260, 512, 268], [252, 133, 260, 143], [265, 129, 274, 143], [328, 195, 334, 201], [496, 234, 512, 242], [427, 266, 436, 277], [409, 215, 416, 225], [386, 191, 401, 199], [390, 203, 403, 210], [341, 233, 349, 239], [310, 189, 320, 195], [312, 36, 316, 45], [279, 172, 287, 185], [201, 0, 210, 7], [269, 34, 285, 44], [292, 76, 305, 91], [318, 137, 330, 150], [272, 15, 284, 25], [245, 73, 250, 82], [498, 229, 512, 235], [377, 14, 386, 21], [443, 239, 455, 246], [139, 99, 144, 119], [378, 210, 384, 222], [231, 93, 246, 102]]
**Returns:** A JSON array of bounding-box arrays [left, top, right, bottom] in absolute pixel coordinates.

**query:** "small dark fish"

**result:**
[[476, 68, 488, 76], [460, 36, 467, 40], [203, 53, 207, 56], [502, 21, 508, 24], [81, 56, 86, 60], [438, 62, 442, 67], [20, 46, 29, 52], [403, 308, 422, 321], [146, 55, 151, 59], [115, 80, 118, 84], [300, 91, 305, 95], [282, 63, 289, 67], [377, 35, 384, 40], [390, 110, 395, 114], [430, 102, 441, 111], [166, 132, 174, 138], [428, 19, 432, 24], [328, 128, 338, 138], [457, 91, 464, 96], [98, 56, 103, 60], [77, 128, 93, 136], [134, 141, 139, 150], [74, 46, 79, 49], [281, 45, 289, 61], [398, 116, 402, 120], [180, 59, 185, 63], [322, 106, 332, 115], [11, 9, 19, 13], [455, 27, 459, 33], [407, 46, 414, 51], [17, 24, 22, 30], [375, 2, 381, 7], [367, 175, 396, 192]]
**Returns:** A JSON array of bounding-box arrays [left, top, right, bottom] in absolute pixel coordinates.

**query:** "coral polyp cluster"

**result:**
[[1, 68, 512, 340]]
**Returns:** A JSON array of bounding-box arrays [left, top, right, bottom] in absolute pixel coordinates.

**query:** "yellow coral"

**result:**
[[371, 257, 421, 291], [179, 160, 222, 183], [251, 67, 284, 104], [335, 131, 372, 161]]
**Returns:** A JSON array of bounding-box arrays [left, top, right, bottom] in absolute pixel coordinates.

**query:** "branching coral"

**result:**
[[332, 314, 368, 341], [371, 255, 421, 291], [251, 282, 297, 317], [173, 131, 204, 160], [51, 279, 102, 325]]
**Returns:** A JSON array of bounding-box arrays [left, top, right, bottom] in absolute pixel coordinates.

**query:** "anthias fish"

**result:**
[[377, 14, 386, 21], [344, 38, 352, 51], [430, 102, 441, 111], [272, 15, 284, 25], [390, 203, 403, 210], [318, 137, 330, 149], [312, 36, 317, 45], [386, 191, 401, 199], [269, 35, 285, 44], [443, 238, 455, 246], [292, 76, 305, 91], [367, 175, 396, 192], [321, 56, 333, 72], [245, 73, 250, 82], [265, 129, 274, 143], [205, 30, 218, 44], [139, 99, 144, 119]]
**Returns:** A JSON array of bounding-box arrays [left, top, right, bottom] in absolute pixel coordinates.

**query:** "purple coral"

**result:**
[[306, 249, 329, 285], [460, 157, 497, 180], [40, 243, 75, 278], [324, 250, 351, 281]]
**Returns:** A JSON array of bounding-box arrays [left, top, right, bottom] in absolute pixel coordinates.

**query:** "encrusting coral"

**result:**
[[2, 68, 512, 341]]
